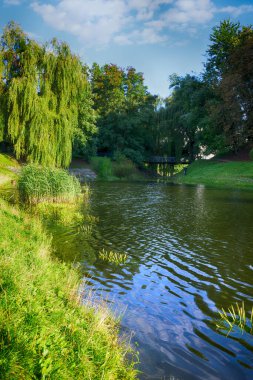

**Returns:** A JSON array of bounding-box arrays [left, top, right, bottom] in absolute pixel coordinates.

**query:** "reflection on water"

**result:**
[[54, 182, 253, 380]]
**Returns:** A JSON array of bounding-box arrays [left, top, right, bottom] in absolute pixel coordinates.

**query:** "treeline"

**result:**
[[0, 20, 252, 167]]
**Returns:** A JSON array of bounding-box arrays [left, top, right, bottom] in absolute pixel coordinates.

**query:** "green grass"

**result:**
[[90, 157, 114, 180], [0, 153, 20, 185], [90, 156, 146, 181], [216, 302, 253, 335], [18, 164, 82, 204], [0, 199, 138, 379], [174, 160, 253, 189]]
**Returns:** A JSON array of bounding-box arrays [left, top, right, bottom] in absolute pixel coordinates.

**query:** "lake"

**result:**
[[54, 182, 253, 380]]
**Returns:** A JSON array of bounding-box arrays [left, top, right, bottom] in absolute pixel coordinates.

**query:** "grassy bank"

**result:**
[[0, 156, 138, 379], [174, 160, 253, 189], [0, 199, 138, 379], [0, 153, 20, 186]]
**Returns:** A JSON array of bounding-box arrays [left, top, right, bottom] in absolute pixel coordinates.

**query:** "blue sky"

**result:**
[[1, 0, 253, 97]]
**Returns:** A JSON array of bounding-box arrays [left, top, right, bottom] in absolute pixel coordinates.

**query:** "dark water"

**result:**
[[56, 182, 253, 380]]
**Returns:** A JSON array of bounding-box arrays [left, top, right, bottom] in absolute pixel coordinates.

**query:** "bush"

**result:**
[[122, 148, 144, 166], [113, 158, 137, 179], [18, 164, 81, 204], [90, 157, 113, 179], [249, 148, 253, 161]]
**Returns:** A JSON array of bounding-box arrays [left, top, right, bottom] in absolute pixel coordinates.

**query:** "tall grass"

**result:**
[[112, 158, 138, 179], [216, 302, 253, 335], [90, 157, 113, 179], [91, 156, 144, 180], [18, 164, 82, 204], [0, 199, 138, 379]]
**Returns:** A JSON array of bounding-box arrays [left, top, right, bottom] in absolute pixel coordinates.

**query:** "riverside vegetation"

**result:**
[[1, 15, 253, 379], [173, 159, 253, 190], [0, 158, 138, 379], [1, 21, 253, 174]]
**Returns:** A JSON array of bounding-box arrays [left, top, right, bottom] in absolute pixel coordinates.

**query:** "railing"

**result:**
[[144, 156, 189, 164]]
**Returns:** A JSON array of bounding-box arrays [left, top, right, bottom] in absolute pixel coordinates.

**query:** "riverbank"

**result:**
[[72, 157, 149, 181], [0, 153, 20, 186], [0, 157, 138, 379], [173, 160, 253, 190]]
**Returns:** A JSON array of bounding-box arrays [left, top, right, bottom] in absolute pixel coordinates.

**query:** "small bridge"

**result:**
[[144, 156, 190, 165], [144, 156, 190, 177]]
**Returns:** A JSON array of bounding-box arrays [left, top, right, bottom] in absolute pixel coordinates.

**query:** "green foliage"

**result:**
[[90, 157, 113, 179], [154, 75, 212, 160], [99, 248, 128, 264], [18, 164, 81, 204], [205, 20, 253, 151], [205, 20, 241, 82], [0, 153, 20, 185], [90, 155, 143, 180], [72, 82, 97, 159], [90, 63, 156, 163], [0, 199, 138, 379], [249, 148, 253, 161], [0, 22, 96, 167], [216, 302, 253, 335], [112, 155, 138, 179]]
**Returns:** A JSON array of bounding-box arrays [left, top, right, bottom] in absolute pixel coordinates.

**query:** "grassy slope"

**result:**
[[0, 155, 138, 379], [0, 153, 20, 185], [174, 160, 253, 189], [0, 200, 138, 379]]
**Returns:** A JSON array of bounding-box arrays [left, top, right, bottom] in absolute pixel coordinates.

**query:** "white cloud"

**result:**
[[31, 0, 253, 47], [164, 0, 215, 25], [219, 4, 253, 17]]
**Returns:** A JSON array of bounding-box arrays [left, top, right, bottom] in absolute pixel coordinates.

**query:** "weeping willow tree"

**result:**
[[0, 50, 5, 143], [1, 22, 94, 167]]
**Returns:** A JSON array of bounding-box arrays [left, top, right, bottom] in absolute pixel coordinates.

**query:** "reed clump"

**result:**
[[216, 302, 253, 335], [99, 248, 128, 264], [18, 164, 82, 204]]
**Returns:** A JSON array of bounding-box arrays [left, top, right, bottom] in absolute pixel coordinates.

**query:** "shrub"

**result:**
[[90, 157, 113, 179], [122, 148, 144, 166], [113, 158, 137, 179], [18, 164, 81, 204], [249, 148, 253, 161]]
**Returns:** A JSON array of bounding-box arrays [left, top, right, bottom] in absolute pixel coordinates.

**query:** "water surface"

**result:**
[[56, 182, 253, 380]]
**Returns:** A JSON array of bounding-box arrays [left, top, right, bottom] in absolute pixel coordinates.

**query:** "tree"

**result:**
[[1, 22, 96, 167], [155, 74, 210, 161], [205, 20, 253, 151], [72, 66, 97, 159], [205, 20, 240, 84], [90, 63, 155, 163]]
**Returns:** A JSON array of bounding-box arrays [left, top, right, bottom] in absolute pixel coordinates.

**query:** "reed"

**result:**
[[99, 248, 128, 264], [18, 164, 82, 204], [216, 302, 253, 335]]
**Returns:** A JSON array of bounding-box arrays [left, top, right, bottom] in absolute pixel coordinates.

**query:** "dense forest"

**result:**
[[0, 20, 252, 167]]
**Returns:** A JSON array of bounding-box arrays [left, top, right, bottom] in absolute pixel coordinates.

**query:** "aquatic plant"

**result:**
[[99, 248, 128, 264], [18, 164, 82, 204], [216, 302, 253, 335]]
